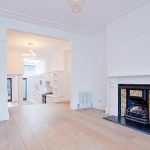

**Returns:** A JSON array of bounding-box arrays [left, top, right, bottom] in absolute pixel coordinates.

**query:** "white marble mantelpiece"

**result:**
[[106, 75, 150, 116]]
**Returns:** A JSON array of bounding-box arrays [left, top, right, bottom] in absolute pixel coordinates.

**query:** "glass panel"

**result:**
[[23, 78, 27, 100], [130, 90, 143, 97], [7, 78, 12, 102]]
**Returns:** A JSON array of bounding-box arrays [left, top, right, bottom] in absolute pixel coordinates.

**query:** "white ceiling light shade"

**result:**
[[67, 0, 86, 13]]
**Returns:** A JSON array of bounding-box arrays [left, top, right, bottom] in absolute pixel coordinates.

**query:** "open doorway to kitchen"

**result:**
[[7, 29, 72, 106]]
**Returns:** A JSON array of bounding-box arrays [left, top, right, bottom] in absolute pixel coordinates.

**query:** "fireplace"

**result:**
[[118, 84, 150, 125], [104, 84, 150, 135], [126, 104, 148, 124]]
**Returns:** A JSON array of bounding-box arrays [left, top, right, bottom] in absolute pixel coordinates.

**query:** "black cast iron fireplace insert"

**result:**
[[118, 84, 150, 125], [125, 88, 149, 124], [104, 84, 150, 135]]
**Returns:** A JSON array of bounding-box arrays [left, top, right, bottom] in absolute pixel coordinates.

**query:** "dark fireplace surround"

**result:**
[[104, 84, 150, 135]]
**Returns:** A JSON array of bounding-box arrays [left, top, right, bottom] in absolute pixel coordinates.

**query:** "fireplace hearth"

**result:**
[[104, 84, 150, 135]]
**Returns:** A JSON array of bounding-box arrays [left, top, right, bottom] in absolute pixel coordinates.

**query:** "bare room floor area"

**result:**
[[0, 102, 150, 150]]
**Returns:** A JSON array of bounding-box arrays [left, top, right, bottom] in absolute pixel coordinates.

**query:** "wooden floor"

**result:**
[[0, 102, 150, 150]]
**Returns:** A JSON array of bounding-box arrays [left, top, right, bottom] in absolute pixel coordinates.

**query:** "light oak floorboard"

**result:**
[[0, 102, 149, 150]]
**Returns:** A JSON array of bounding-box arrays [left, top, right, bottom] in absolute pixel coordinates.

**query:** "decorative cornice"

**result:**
[[0, 0, 149, 36], [90, 0, 150, 35], [0, 8, 89, 36]]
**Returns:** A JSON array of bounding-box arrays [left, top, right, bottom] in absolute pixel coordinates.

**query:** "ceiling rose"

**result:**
[[67, 0, 86, 13]]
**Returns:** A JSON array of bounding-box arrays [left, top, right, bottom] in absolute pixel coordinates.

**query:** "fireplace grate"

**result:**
[[125, 104, 149, 124], [118, 84, 150, 126], [125, 115, 149, 125]]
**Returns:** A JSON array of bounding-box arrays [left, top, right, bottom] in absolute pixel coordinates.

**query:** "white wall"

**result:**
[[46, 48, 64, 72], [45, 43, 71, 73], [91, 31, 107, 110], [71, 31, 107, 110], [7, 50, 24, 75], [35, 60, 46, 75], [27, 76, 38, 102], [0, 26, 9, 120], [106, 3, 150, 115], [64, 50, 72, 100], [58, 42, 72, 100], [107, 3, 150, 77]]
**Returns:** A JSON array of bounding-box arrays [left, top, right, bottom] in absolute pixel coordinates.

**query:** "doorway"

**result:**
[[7, 29, 72, 105], [7, 78, 12, 102]]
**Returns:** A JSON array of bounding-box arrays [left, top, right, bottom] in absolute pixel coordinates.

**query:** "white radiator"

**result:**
[[78, 91, 92, 109]]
